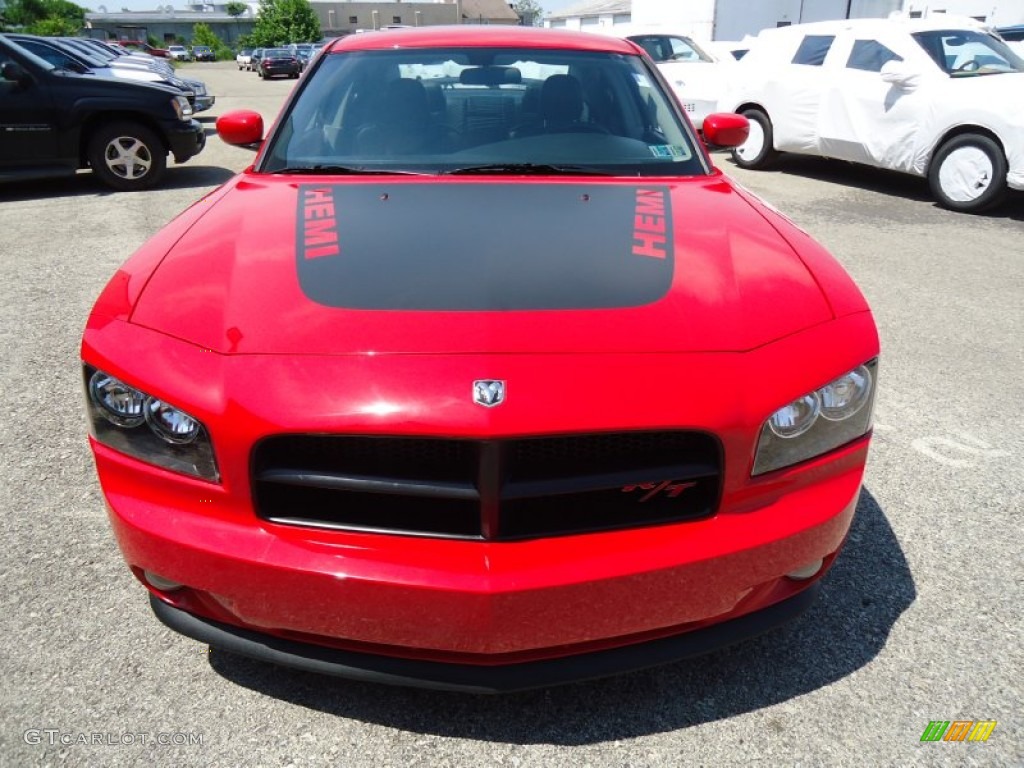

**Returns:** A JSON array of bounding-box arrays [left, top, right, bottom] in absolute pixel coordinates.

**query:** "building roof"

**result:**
[[84, 10, 240, 22], [547, 0, 631, 22]]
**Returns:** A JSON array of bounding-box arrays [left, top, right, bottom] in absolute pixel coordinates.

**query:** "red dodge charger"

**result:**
[[82, 26, 879, 692]]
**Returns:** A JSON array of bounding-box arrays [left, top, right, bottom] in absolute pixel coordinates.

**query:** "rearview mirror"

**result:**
[[880, 60, 922, 91], [701, 112, 750, 149], [1, 61, 32, 88]]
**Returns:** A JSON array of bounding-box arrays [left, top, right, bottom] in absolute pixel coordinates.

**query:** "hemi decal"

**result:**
[[632, 188, 668, 259], [301, 187, 340, 259], [295, 183, 674, 311]]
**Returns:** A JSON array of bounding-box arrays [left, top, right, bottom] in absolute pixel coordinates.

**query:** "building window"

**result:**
[[776, 21, 791, 27], [349, 15, 357, 24], [393, 15, 401, 24]]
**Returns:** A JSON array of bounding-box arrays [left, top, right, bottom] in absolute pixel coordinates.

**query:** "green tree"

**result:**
[[27, 13, 80, 34], [225, 1, 247, 17], [249, 0, 320, 47], [2, 0, 84, 31], [192, 21, 232, 60], [512, 0, 543, 27]]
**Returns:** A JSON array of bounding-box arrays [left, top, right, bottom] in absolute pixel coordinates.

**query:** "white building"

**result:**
[[549, 0, 1024, 40]]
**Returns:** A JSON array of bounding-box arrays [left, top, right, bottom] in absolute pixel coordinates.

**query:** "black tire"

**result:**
[[928, 133, 1008, 213], [87, 122, 166, 191], [731, 108, 779, 170]]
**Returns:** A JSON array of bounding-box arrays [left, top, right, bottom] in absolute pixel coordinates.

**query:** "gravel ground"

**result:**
[[0, 61, 1020, 767]]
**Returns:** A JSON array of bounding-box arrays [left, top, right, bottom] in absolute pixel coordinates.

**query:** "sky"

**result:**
[[86, 0, 582, 16]]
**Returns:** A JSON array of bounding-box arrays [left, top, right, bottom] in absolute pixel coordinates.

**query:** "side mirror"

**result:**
[[216, 110, 264, 149], [2, 61, 32, 88], [880, 60, 921, 91], [701, 112, 750, 149]]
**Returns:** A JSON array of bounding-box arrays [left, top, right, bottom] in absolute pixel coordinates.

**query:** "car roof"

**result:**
[[326, 25, 640, 55], [749, 14, 988, 40]]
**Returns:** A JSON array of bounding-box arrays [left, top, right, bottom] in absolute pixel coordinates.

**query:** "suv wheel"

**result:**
[[731, 109, 779, 170], [928, 133, 1008, 213], [87, 122, 167, 191]]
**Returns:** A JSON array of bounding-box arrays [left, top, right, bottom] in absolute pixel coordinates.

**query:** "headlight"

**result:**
[[171, 95, 193, 120], [185, 79, 206, 96], [753, 359, 877, 476], [84, 366, 219, 482]]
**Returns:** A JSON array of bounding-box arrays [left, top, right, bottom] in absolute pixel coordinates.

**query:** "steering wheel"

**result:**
[[954, 58, 980, 72]]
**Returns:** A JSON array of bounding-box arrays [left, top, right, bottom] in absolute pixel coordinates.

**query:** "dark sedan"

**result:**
[[258, 48, 300, 79]]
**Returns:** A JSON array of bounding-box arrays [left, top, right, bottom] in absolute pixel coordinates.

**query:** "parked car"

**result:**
[[191, 45, 215, 62], [596, 25, 736, 131], [0, 34, 204, 190], [82, 26, 880, 692], [247, 47, 264, 72], [258, 47, 300, 79], [286, 42, 314, 71], [167, 44, 190, 61], [114, 39, 169, 58], [7, 34, 197, 107], [719, 17, 1024, 212], [58, 37, 215, 113], [235, 47, 252, 70]]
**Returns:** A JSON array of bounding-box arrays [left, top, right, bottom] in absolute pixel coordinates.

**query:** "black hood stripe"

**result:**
[[296, 183, 674, 311]]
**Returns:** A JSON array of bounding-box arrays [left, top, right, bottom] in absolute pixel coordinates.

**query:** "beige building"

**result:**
[[315, 0, 521, 36]]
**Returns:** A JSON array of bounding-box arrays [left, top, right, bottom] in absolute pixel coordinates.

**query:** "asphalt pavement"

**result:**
[[0, 62, 1020, 767]]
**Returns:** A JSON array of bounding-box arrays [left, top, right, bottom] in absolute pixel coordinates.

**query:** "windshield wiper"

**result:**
[[275, 165, 429, 176], [444, 163, 611, 176]]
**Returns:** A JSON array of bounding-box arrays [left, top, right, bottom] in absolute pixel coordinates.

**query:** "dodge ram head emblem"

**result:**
[[473, 380, 506, 408]]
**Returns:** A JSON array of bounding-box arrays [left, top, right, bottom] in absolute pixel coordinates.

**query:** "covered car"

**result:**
[[594, 24, 736, 131], [82, 26, 878, 692], [719, 16, 1024, 212]]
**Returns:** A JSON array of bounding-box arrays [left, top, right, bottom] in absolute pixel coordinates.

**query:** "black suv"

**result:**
[[0, 34, 205, 191]]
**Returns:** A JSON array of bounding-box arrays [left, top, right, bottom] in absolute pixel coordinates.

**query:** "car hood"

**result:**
[[130, 176, 835, 355]]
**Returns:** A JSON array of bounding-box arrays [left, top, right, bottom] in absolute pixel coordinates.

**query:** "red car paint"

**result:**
[[83, 25, 879, 690]]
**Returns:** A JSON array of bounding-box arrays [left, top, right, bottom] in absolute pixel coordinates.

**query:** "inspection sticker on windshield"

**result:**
[[649, 145, 689, 161]]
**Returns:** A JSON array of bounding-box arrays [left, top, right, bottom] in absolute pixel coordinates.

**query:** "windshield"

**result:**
[[261, 46, 704, 176], [1, 36, 57, 71], [913, 29, 1024, 76]]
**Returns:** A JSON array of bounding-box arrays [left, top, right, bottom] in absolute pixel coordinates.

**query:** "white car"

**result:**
[[719, 16, 1024, 213], [594, 25, 735, 131], [167, 44, 191, 62], [236, 48, 253, 70]]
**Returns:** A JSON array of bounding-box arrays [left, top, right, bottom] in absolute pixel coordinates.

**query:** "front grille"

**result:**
[[252, 432, 721, 540]]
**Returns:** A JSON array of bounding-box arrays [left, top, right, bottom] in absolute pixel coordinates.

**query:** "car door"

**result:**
[[0, 43, 61, 176], [817, 31, 932, 173], [767, 32, 837, 154]]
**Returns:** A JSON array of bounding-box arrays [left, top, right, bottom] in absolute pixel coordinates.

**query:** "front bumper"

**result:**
[[152, 583, 820, 693], [99, 432, 864, 682], [193, 95, 216, 113], [166, 119, 205, 163]]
